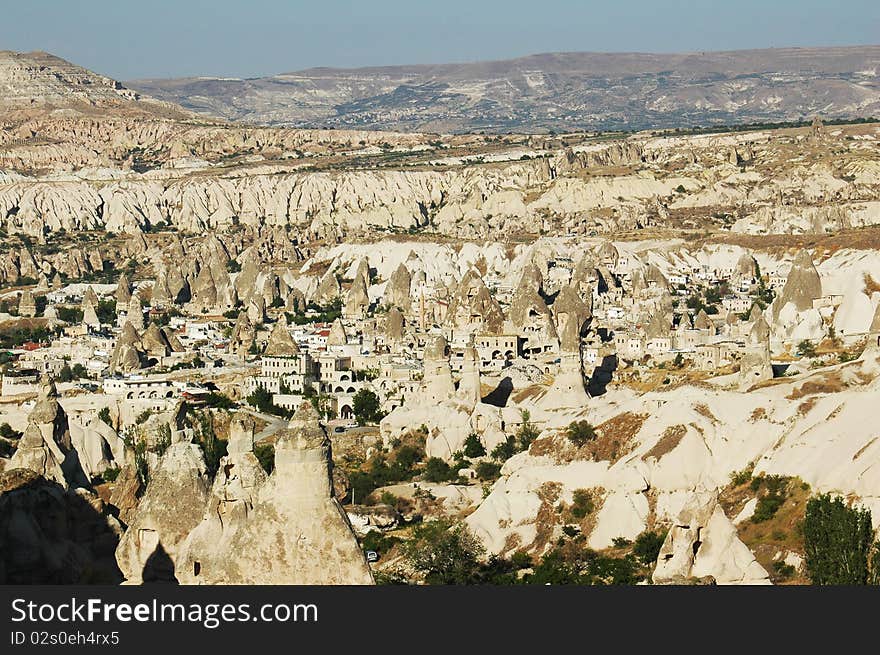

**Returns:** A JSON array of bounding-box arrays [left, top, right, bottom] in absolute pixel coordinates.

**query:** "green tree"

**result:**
[[424, 456, 456, 483], [516, 409, 539, 451], [565, 420, 597, 447], [463, 432, 486, 458], [352, 388, 384, 426], [796, 340, 817, 358], [632, 529, 668, 565], [402, 519, 486, 584], [803, 494, 874, 585], [56, 362, 74, 382]]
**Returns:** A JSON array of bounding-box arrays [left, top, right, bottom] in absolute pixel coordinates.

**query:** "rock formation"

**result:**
[[126, 293, 144, 331], [774, 250, 822, 317], [115, 427, 211, 583], [445, 270, 504, 335], [652, 493, 769, 585], [327, 317, 347, 346], [263, 315, 300, 357], [17, 289, 36, 317], [173, 404, 374, 584], [109, 322, 144, 373], [386, 262, 412, 313], [9, 380, 88, 488]]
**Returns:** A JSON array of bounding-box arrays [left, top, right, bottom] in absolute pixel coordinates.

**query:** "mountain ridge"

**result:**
[[127, 45, 880, 132]]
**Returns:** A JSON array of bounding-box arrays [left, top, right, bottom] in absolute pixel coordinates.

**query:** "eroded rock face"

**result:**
[[9, 381, 87, 488], [445, 269, 504, 335], [386, 262, 412, 313], [115, 430, 210, 584], [109, 321, 144, 373], [263, 314, 300, 357], [174, 404, 373, 584], [775, 249, 822, 316], [652, 492, 769, 585]]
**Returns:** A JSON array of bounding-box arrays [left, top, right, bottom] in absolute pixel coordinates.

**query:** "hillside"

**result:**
[[129, 46, 880, 132]]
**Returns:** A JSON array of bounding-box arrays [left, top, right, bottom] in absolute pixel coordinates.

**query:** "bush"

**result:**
[[565, 420, 597, 447], [97, 407, 113, 428], [402, 519, 486, 584], [796, 340, 817, 358], [730, 464, 754, 486], [475, 460, 502, 481], [803, 493, 874, 584], [463, 432, 486, 458], [516, 410, 539, 451], [0, 422, 21, 440], [491, 435, 517, 461], [771, 560, 796, 581], [570, 489, 595, 519], [632, 529, 667, 565], [424, 457, 456, 483], [750, 475, 789, 523], [100, 467, 121, 483]]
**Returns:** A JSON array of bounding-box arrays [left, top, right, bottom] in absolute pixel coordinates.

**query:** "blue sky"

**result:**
[[2, 0, 878, 79]]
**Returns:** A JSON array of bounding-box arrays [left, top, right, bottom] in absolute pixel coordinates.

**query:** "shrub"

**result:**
[[516, 410, 539, 451], [565, 420, 597, 447], [463, 432, 486, 458], [632, 529, 667, 565], [402, 519, 486, 584], [491, 436, 517, 461], [803, 494, 874, 584], [475, 460, 502, 481], [750, 475, 789, 523], [771, 560, 796, 581], [424, 457, 456, 483], [100, 467, 121, 483], [97, 407, 113, 428], [796, 340, 817, 358], [730, 463, 754, 486], [612, 537, 632, 548], [254, 443, 275, 474], [570, 489, 595, 519]]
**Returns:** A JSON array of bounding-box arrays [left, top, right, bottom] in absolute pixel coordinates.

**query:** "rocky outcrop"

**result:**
[[652, 493, 770, 585], [774, 250, 822, 317], [327, 317, 347, 347], [263, 315, 299, 357], [115, 428, 211, 584], [445, 269, 504, 335], [109, 322, 144, 373], [174, 404, 374, 584], [17, 289, 36, 317], [385, 262, 412, 313], [9, 381, 88, 488]]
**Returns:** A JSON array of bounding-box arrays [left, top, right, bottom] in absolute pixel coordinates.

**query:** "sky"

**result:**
[[2, 0, 878, 80]]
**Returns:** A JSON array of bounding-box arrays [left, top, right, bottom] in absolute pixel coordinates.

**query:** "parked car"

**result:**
[[365, 550, 379, 563]]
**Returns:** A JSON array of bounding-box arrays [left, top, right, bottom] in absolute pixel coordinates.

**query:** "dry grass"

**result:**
[[642, 425, 687, 461], [852, 437, 878, 462], [719, 475, 812, 585], [692, 403, 717, 424], [749, 407, 768, 422], [797, 398, 818, 416], [864, 273, 880, 295], [786, 371, 846, 399]]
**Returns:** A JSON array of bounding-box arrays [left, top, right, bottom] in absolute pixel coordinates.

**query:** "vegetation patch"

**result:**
[[642, 424, 686, 461]]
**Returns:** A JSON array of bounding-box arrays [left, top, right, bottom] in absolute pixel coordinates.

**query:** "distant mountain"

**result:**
[[128, 46, 880, 132], [0, 50, 193, 120]]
